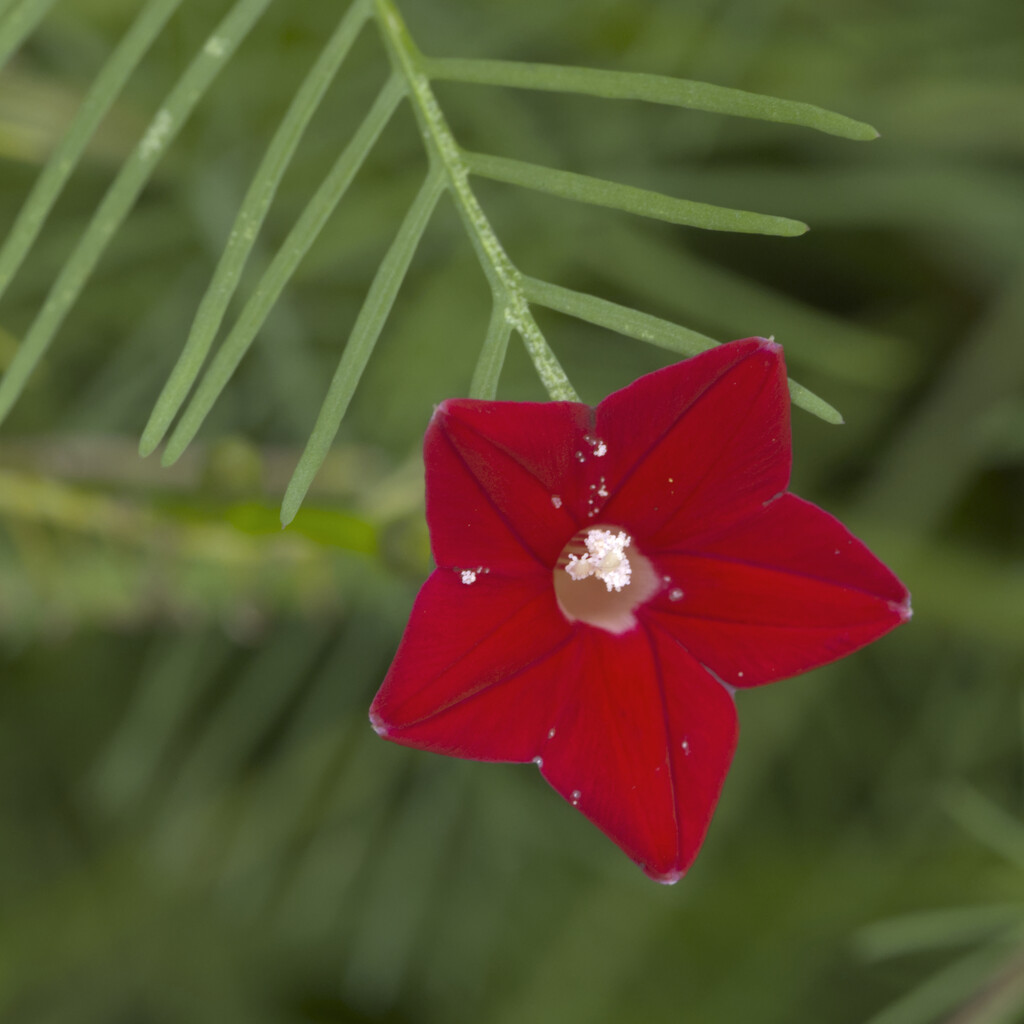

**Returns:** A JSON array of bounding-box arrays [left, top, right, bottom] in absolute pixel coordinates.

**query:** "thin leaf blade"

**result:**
[[0, 0, 58, 72], [463, 150, 808, 236], [523, 275, 843, 423], [0, 0, 185, 305], [424, 58, 879, 142], [469, 298, 513, 399], [160, 75, 405, 465], [139, 0, 373, 456], [0, 0, 275, 431], [280, 168, 445, 527]]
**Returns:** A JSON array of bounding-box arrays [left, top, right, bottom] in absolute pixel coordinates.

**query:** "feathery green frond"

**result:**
[[160, 75, 405, 466], [139, 0, 374, 456], [375, 0, 578, 405], [0, 0, 184, 305], [1, 0, 875, 520], [1, 5, 1022, 1023], [0, 0, 274, 430]]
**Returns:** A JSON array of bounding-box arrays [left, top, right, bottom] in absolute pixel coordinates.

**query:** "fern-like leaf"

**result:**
[[159, 73, 405, 467], [0, 0, 274, 428], [0, 0, 879, 524], [139, 0, 374, 457]]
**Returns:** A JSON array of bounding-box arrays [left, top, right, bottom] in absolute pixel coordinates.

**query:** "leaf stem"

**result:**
[[372, 0, 579, 402]]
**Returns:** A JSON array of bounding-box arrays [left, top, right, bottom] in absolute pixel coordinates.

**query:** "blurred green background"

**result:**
[[1, 0, 1023, 1022]]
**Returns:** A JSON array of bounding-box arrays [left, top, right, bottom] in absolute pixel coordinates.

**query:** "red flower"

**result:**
[[370, 339, 911, 882]]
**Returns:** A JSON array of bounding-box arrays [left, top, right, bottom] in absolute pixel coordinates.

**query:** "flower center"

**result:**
[[553, 525, 660, 634], [566, 529, 633, 591]]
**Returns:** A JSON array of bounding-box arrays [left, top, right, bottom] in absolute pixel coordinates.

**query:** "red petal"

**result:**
[[426, 398, 592, 573], [537, 623, 738, 883], [646, 493, 912, 687], [370, 569, 574, 761], [594, 339, 790, 546]]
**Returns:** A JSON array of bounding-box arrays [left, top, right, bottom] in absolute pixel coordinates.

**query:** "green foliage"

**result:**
[[0, 0, 869, 524], [1, 0, 1023, 1023]]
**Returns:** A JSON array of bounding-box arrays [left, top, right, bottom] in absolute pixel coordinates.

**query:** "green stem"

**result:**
[[371, 0, 578, 402]]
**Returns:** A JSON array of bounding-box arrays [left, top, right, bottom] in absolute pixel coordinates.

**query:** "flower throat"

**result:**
[[554, 526, 660, 634]]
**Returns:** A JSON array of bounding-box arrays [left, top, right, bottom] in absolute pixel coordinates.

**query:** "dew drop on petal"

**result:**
[[593, 441, 607, 457], [460, 570, 477, 585], [681, 739, 690, 754], [551, 495, 562, 508], [669, 588, 684, 602], [571, 789, 581, 805], [533, 756, 543, 767], [575, 451, 586, 463], [547, 727, 556, 739]]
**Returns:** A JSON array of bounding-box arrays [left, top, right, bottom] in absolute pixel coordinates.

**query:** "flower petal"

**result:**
[[370, 569, 574, 760], [646, 493, 912, 687], [426, 398, 593, 573], [537, 624, 738, 883], [594, 339, 790, 546]]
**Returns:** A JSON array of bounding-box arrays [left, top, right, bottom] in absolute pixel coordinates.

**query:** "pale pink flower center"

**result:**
[[553, 525, 660, 634]]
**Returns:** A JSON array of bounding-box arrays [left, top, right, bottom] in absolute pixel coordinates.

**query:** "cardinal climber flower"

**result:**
[[370, 338, 911, 883]]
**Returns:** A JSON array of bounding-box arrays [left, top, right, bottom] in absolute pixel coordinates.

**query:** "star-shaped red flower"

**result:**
[[370, 338, 911, 882]]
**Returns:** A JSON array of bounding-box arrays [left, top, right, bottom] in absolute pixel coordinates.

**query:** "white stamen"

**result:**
[[460, 570, 477, 584], [564, 529, 633, 592]]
